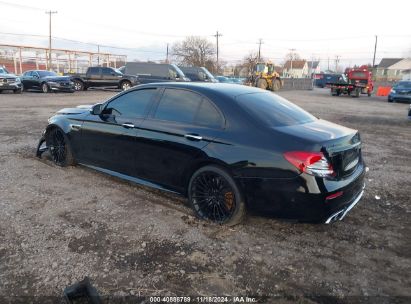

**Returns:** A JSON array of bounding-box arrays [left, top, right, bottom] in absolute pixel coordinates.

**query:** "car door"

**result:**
[[78, 88, 159, 177], [134, 88, 225, 191], [101, 67, 119, 87], [86, 67, 101, 87], [21, 71, 35, 89], [31, 71, 41, 89]]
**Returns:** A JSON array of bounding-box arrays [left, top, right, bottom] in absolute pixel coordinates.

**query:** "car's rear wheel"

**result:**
[[188, 165, 245, 226], [46, 128, 75, 167], [42, 83, 49, 93]]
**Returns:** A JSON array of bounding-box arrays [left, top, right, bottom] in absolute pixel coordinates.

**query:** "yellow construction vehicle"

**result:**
[[251, 61, 283, 92]]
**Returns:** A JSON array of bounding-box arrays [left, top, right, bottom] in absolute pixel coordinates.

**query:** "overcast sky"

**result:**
[[1, 0, 410, 69]]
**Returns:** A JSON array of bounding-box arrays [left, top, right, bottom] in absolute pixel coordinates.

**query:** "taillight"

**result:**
[[283, 151, 334, 177]]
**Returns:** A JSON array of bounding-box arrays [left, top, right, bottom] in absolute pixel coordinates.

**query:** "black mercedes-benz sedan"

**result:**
[[21, 70, 75, 93], [37, 83, 365, 225]]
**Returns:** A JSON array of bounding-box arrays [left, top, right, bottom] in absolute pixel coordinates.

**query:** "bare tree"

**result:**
[[172, 36, 216, 72], [233, 51, 264, 77], [284, 51, 301, 62]]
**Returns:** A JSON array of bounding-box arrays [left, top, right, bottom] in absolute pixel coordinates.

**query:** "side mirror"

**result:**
[[91, 103, 103, 115]]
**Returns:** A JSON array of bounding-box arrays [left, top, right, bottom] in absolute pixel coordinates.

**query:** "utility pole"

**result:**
[[257, 38, 264, 61], [166, 43, 169, 63], [97, 45, 100, 66], [335, 55, 340, 72], [372, 35, 378, 67], [214, 31, 222, 74], [45, 10, 57, 71]]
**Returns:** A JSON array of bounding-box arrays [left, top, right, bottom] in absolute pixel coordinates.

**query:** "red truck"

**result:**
[[328, 65, 374, 97]]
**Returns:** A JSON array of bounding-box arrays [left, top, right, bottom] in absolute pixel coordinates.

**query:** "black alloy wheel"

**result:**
[[189, 166, 245, 225], [46, 128, 74, 166]]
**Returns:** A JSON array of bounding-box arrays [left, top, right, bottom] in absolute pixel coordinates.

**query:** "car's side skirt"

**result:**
[[79, 163, 182, 196]]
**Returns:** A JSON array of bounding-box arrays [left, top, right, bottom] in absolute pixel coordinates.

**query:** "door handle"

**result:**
[[184, 134, 202, 141], [122, 123, 135, 128]]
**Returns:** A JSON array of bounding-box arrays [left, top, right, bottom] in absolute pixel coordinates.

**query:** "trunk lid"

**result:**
[[275, 119, 362, 178]]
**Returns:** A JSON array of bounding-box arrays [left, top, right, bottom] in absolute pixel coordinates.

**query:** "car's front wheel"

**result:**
[[188, 165, 245, 226], [120, 80, 132, 91], [42, 83, 49, 93], [45, 128, 75, 167]]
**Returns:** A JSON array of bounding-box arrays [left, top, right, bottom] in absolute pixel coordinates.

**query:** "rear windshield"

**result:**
[[236, 93, 316, 127]]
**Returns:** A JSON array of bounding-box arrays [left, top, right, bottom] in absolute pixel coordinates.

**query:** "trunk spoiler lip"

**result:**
[[321, 132, 361, 155]]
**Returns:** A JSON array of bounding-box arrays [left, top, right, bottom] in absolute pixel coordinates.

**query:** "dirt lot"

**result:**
[[0, 88, 410, 302]]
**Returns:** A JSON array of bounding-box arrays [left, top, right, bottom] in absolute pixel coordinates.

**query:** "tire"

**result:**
[[188, 165, 246, 226], [41, 83, 49, 93], [13, 88, 22, 94], [120, 80, 132, 91], [45, 127, 75, 167], [367, 92, 371, 97], [256, 78, 267, 90], [73, 80, 84, 91], [272, 79, 281, 92], [388, 98, 393, 103], [21, 83, 25, 92]]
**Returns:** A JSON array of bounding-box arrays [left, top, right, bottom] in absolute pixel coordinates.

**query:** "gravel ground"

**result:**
[[0, 88, 410, 303]]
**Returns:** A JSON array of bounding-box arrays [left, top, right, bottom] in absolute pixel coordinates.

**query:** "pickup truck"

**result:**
[[69, 67, 139, 91]]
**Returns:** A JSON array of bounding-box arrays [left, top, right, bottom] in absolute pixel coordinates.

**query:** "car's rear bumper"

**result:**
[[237, 163, 366, 223]]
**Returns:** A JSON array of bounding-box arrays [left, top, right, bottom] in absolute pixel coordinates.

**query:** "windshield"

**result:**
[[171, 64, 186, 78], [255, 63, 266, 73], [0, 67, 9, 74], [114, 68, 123, 75], [237, 93, 316, 127], [350, 71, 367, 79], [38, 71, 58, 77]]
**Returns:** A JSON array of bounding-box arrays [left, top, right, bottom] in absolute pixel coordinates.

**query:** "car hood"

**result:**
[[43, 76, 72, 82], [395, 86, 411, 92], [274, 119, 358, 150], [56, 104, 93, 115], [0, 73, 18, 78]]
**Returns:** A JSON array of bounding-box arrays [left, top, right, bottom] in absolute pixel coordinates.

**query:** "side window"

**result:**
[[195, 99, 223, 128], [154, 89, 202, 124], [88, 67, 100, 75], [102, 68, 113, 76], [24, 71, 32, 77], [105, 89, 157, 118]]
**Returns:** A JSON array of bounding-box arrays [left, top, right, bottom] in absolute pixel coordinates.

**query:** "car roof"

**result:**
[[134, 82, 265, 98]]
